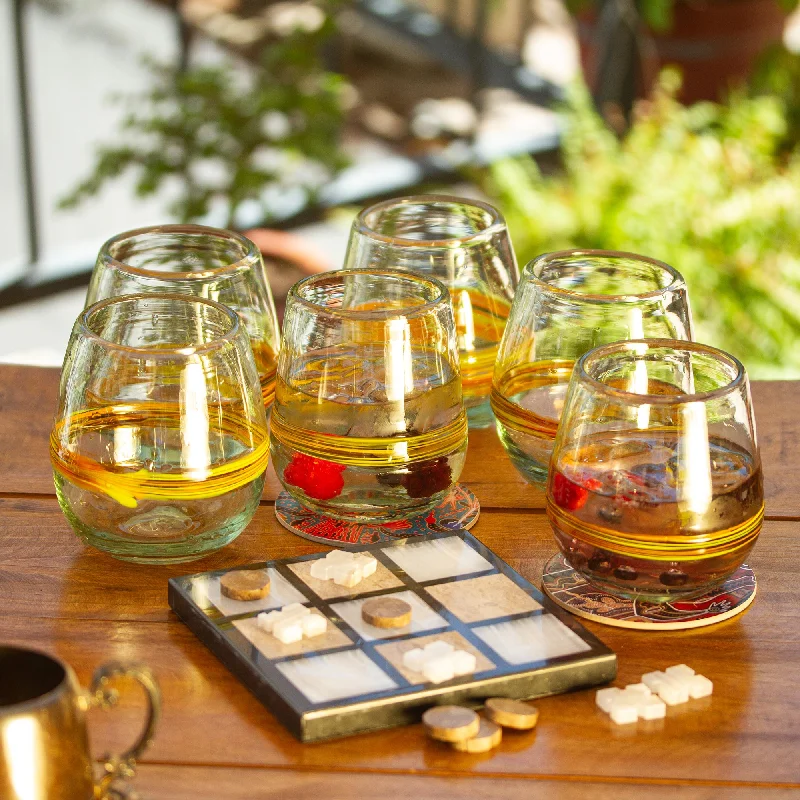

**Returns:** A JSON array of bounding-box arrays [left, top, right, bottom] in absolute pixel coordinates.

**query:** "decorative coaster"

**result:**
[[274, 484, 480, 547], [541, 553, 756, 631]]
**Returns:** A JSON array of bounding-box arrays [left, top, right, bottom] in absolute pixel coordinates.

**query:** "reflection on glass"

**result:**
[[547, 339, 763, 602], [3, 717, 42, 800], [344, 195, 519, 428]]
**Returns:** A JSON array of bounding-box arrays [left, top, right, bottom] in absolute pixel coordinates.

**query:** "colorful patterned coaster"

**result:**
[[541, 553, 756, 630], [274, 484, 480, 547]]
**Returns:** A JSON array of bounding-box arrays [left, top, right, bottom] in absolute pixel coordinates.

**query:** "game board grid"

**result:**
[[209, 550, 490, 679], [207, 558, 533, 676], [186, 536, 590, 679], [191, 550, 504, 626], [217, 548, 576, 688], [168, 532, 617, 739]]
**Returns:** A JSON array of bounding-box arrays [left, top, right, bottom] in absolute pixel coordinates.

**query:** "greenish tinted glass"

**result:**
[[88, 224, 280, 409], [51, 294, 269, 563], [271, 269, 468, 522]]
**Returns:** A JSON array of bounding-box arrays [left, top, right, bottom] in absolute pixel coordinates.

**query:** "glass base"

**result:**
[[465, 400, 495, 429], [495, 425, 550, 487], [551, 524, 756, 603], [55, 474, 263, 564], [285, 486, 446, 524], [274, 483, 481, 546], [270, 438, 468, 524]]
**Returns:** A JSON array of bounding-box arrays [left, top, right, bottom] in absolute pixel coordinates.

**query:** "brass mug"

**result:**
[[0, 646, 160, 800]]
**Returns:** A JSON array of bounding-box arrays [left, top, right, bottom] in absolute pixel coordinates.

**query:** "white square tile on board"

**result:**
[[473, 615, 591, 665], [382, 537, 492, 583], [277, 649, 397, 703], [331, 590, 448, 641], [200, 568, 308, 617]]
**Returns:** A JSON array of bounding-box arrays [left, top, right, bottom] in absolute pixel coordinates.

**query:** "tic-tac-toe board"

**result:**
[[168, 532, 616, 742]]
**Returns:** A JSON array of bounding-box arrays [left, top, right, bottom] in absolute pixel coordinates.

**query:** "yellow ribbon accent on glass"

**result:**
[[547, 500, 764, 562], [491, 360, 575, 438], [50, 404, 269, 508], [270, 407, 468, 468]]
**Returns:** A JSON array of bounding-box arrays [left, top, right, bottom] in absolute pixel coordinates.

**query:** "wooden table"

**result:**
[[2, 364, 799, 798]]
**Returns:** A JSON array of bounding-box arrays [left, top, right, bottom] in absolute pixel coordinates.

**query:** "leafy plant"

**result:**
[[60, 5, 348, 228], [479, 69, 800, 378], [750, 44, 800, 151]]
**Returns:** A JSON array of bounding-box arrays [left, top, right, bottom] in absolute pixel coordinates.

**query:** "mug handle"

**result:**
[[85, 663, 161, 800]]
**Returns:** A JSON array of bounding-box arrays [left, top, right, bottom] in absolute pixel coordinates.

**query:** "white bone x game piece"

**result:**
[[309, 550, 378, 587], [257, 603, 328, 644], [597, 664, 713, 725], [402, 639, 477, 684]]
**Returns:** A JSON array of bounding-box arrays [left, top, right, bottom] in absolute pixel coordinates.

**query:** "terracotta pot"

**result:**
[[578, 0, 787, 103], [242, 228, 333, 322], [242, 228, 332, 274]]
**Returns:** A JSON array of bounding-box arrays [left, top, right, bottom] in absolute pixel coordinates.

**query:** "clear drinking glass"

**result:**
[[492, 250, 694, 487], [51, 294, 269, 563], [87, 224, 280, 409], [270, 268, 468, 522], [344, 195, 519, 428], [547, 339, 763, 601]]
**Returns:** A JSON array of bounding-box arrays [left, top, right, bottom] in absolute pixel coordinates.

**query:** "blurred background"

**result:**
[[2, 0, 800, 376]]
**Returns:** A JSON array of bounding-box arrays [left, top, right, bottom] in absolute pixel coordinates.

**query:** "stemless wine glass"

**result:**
[[547, 339, 763, 601], [270, 269, 468, 522], [50, 294, 269, 563], [344, 195, 519, 428], [492, 250, 694, 487], [87, 224, 281, 409]]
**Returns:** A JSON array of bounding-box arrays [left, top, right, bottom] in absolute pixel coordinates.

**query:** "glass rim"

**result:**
[[525, 249, 686, 302], [288, 268, 451, 321], [576, 339, 746, 405], [98, 224, 260, 280], [80, 293, 242, 357], [353, 194, 506, 247]]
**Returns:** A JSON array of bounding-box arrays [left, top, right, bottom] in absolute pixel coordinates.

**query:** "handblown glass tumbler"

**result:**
[[492, 250, 693, 487], [87, 224, 280, 409], [51, 294, 269, 563], [547, 339, 763, 601], [344, 195, 518, 428], [270, 269, 468, 522]]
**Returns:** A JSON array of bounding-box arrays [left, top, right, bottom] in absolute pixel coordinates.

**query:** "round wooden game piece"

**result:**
[[220, 569, 271, 601], [451, 718, 502, 753], [423, 706, 481, 742], [361, 597, 412, 628], [484, 697, 539, 730]]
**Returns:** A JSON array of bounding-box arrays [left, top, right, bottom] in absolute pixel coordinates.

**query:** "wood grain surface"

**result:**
[[1, 364, 799, 798], [133, 766, 800, 800]]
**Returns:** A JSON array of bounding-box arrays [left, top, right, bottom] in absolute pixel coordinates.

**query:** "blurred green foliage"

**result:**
[[750, 45, 800, 151], [59, 7, 348, 228], [480, 68, 800, 378]]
